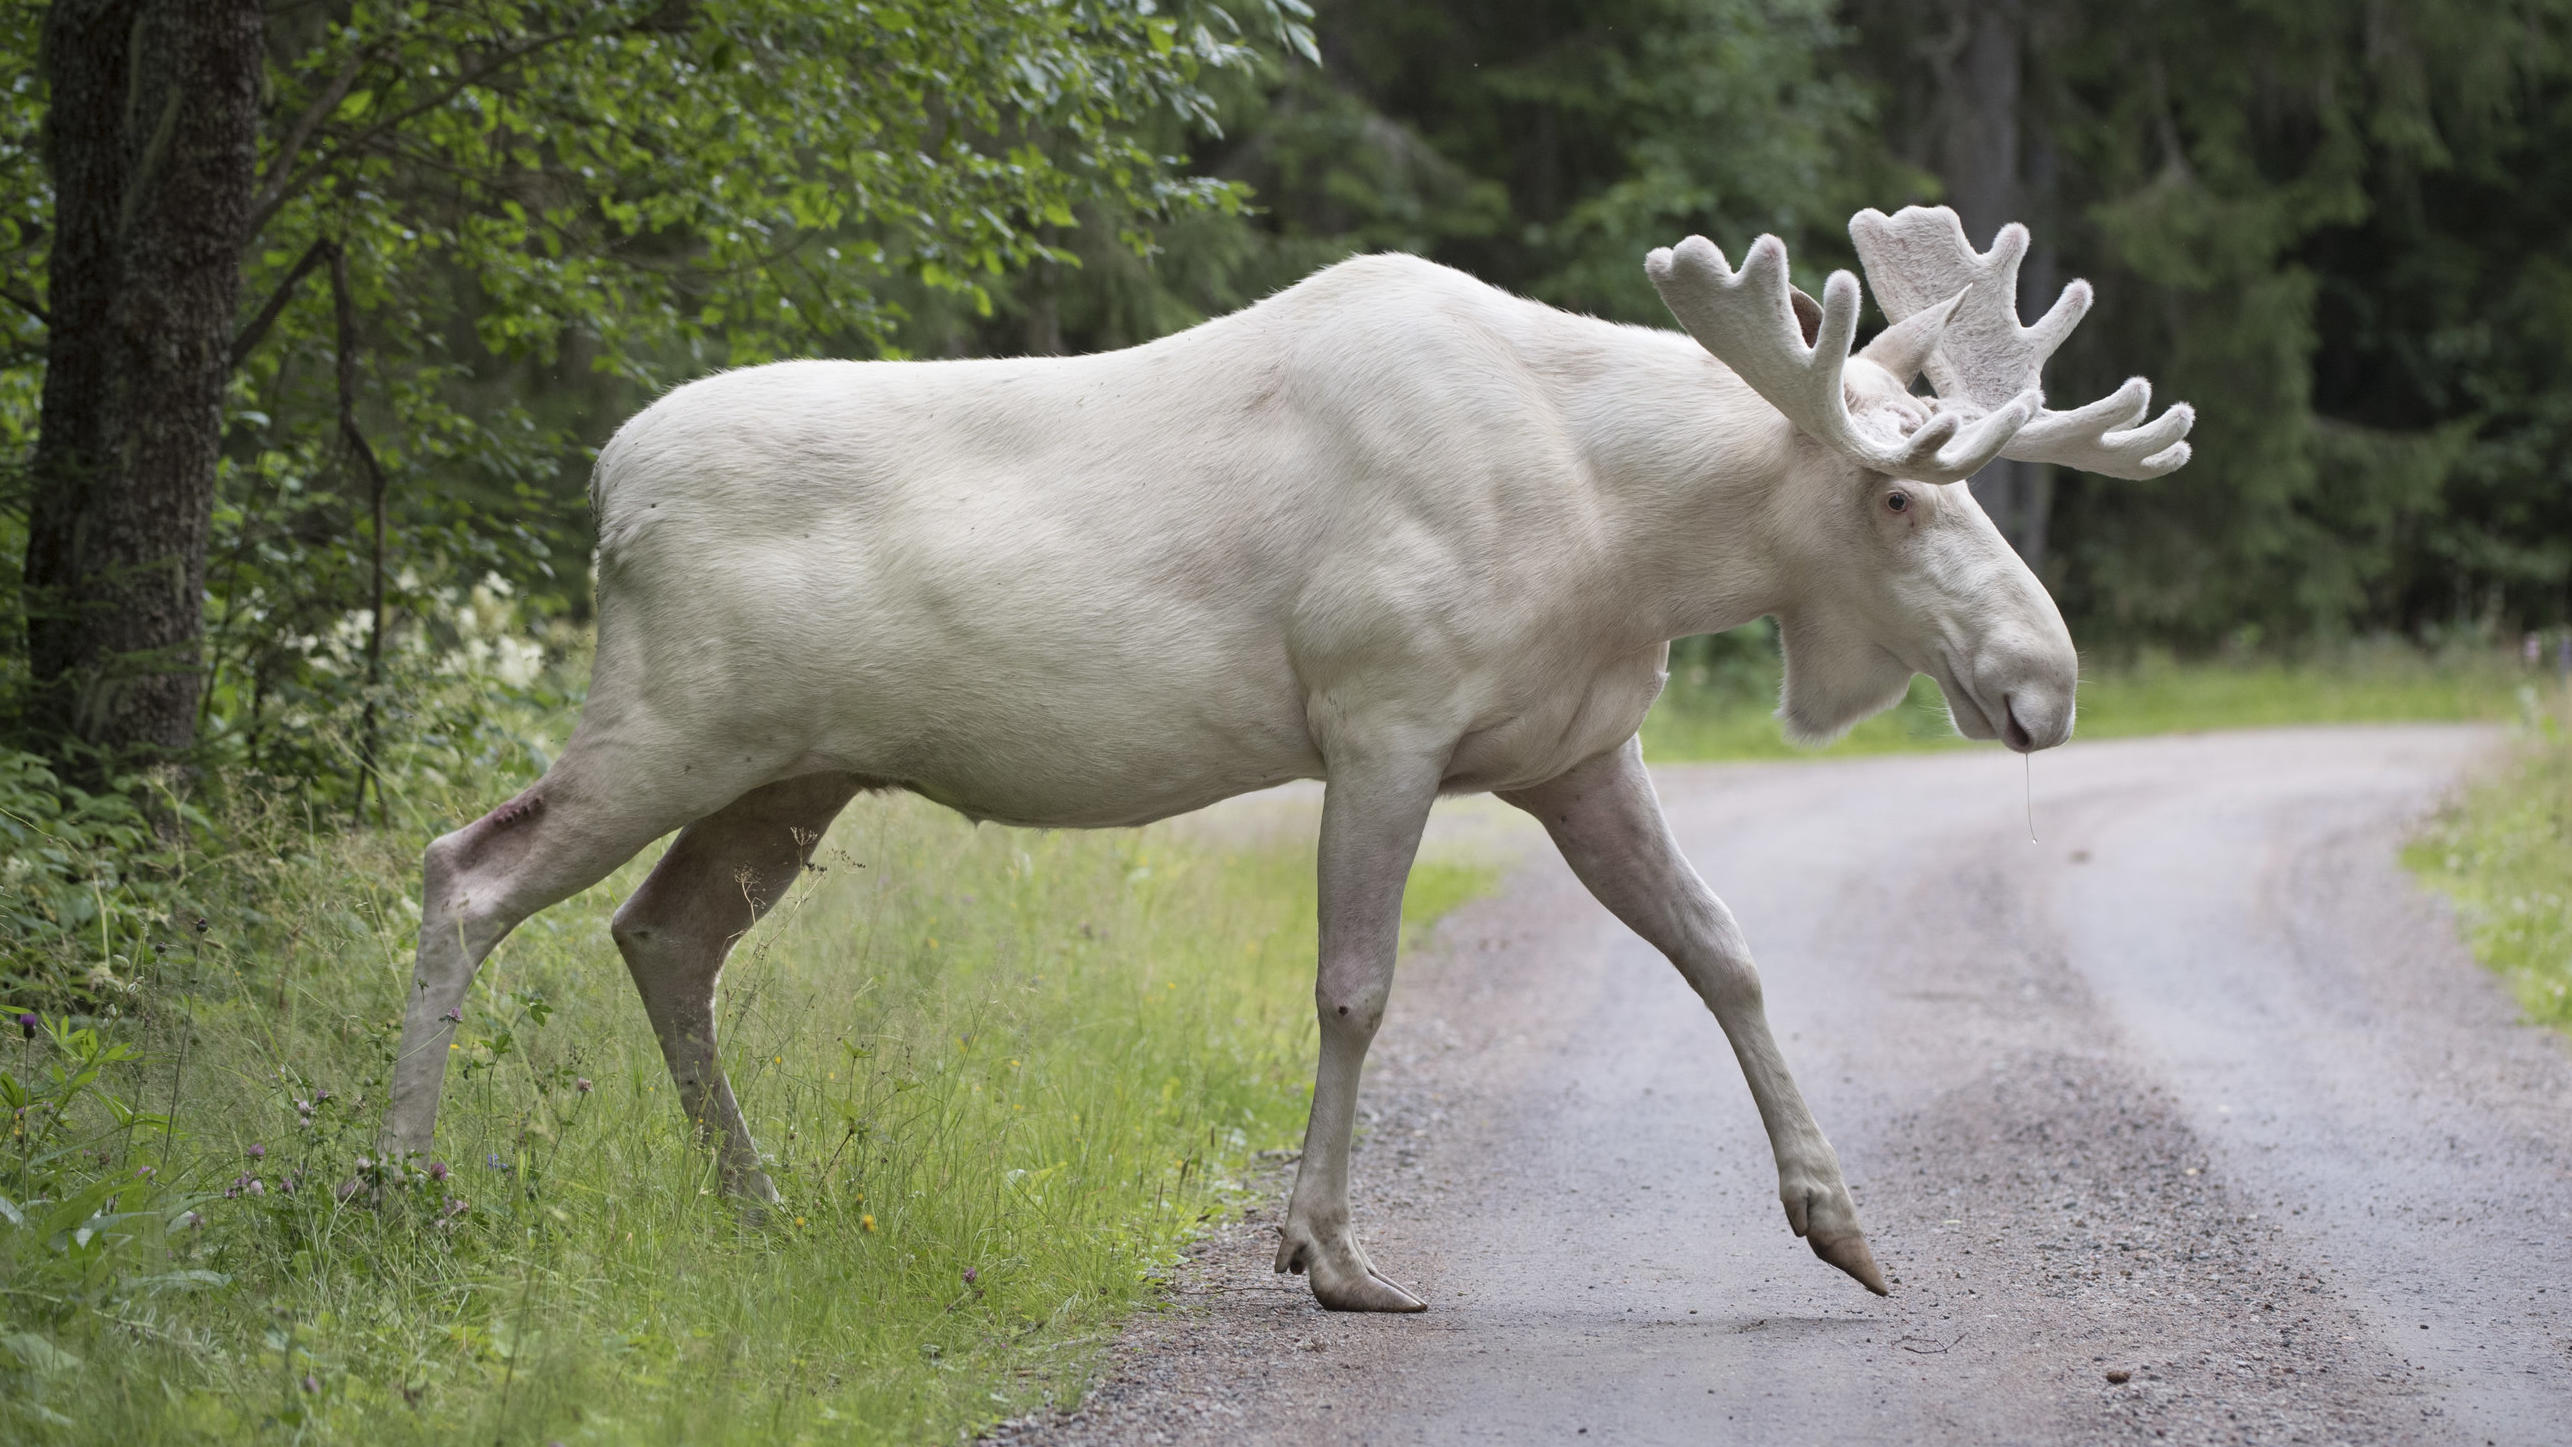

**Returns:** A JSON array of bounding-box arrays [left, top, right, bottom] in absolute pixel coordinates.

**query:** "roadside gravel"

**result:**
[[1000, 726, 2569, 1445]]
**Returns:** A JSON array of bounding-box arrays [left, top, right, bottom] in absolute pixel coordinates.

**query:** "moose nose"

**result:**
[[1998, 685, 2072, 752]]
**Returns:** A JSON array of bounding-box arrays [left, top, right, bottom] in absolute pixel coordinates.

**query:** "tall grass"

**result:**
[[1, 659, 1496, 1442], [2407, 688, 2572, 1032]]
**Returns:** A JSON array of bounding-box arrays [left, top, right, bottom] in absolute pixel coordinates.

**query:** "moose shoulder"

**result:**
[[378, 207, 2192, 1314]]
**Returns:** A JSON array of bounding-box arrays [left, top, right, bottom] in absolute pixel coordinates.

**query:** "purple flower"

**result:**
[[301, 1374, 319, 1394], [15, 1012, 35, 1039], [335, 1180, 361, 1203], [427, 1160, 449, 1183], [575, 1077, 592, 1094], [181, 1210, 202, 1230], [246, 1142, 266, 1160], [962, 1267, 978, 1285], [245, 1178, 265, 1198], [441, 1007, 463, 1024]]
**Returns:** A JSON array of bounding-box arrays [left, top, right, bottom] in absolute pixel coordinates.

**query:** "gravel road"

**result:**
[[999, 724, 2572, 1446]]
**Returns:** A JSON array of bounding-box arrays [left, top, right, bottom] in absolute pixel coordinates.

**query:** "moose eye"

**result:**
[[1884, 490, 1912, 514]]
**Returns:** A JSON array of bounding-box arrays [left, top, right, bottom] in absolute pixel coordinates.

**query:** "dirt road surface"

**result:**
[[1000, 725, 2572, 1446]]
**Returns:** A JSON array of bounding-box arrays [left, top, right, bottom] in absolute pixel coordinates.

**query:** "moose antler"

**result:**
[[1646, 234, 2039, 486], [1848, 206, 2194, 479]]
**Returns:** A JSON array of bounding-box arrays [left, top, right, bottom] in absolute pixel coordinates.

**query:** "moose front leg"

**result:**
[[1273, 747, 1442, 1312], [1502, 738, 1888, 1295]]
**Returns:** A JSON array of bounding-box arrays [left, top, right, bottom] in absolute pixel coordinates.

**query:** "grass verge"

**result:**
[[2406, 692, 2572, 1033], [1642, 641, 2523, 762], [2, 768, 1495, 1443]]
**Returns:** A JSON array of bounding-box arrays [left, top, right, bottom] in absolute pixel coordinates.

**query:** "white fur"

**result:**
[[380, 218, 2174, 1311]]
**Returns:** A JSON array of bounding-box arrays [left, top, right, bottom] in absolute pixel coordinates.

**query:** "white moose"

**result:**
[[380, 206, 2190, 1311]]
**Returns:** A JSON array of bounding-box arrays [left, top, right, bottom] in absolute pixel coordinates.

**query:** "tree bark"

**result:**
[[1922, 0, 2055, 568], [22, 0, 264, 762]]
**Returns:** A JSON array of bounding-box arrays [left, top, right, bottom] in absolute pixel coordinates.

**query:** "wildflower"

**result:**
[[962, 1267, 977, 1285], [443, 1197, 469, 1218], [245, 1178, 265, 1198], [15, 1012, 35, 1039], [134, 1163, 154, 1179], [575, 1077, 592, 1094], [181, 1210, 203, 1230], [302, 1374, 319, 1394], [335, 1180, 361, 1203], [441, 1006, 463, 1023], [860, 1213, 877, 1232], [428, 1160, 449, 1183], [246, 1142, 266, 1160]]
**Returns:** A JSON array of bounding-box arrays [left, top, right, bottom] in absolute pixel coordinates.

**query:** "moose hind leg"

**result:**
[[383, 729, 751, 1161], [1502, 739, 1887, 1295], [610, 772, 864, 1201]]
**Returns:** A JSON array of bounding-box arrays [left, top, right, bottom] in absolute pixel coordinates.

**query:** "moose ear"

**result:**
[[1855, 288, 1966, 387], [1788, 287, 1823, 348]]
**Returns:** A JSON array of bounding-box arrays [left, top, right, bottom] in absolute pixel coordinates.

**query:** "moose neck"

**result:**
[[1538, 318, 1803, 649]]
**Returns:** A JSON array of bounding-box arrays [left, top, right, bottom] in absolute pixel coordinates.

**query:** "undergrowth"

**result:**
[[2407, 687, 2572, 1032], [0, 609, 1499, 1444]]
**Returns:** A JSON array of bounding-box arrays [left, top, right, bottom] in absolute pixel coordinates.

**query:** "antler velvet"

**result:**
[[1848, 206, 2194, 480], [1646, 234, 2039, 486]]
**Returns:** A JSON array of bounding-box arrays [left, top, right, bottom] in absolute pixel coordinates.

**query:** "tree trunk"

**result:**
[[1920, 0, 2055, 568], [22, 0, 263, 762]]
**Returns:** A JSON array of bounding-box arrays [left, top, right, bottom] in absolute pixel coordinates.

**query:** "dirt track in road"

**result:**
[[998, 725, 2572, 1446]]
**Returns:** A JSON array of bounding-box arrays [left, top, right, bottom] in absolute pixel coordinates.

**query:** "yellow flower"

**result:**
[[860, 1214, 877, 1232], [795, 1216, 807, 1226]]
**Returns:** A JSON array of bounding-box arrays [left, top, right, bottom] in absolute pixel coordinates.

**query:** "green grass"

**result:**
[[1641, 644, 2523, 762], [2407, 692, 2572, 1032], [1, 770, 1496, 1444]]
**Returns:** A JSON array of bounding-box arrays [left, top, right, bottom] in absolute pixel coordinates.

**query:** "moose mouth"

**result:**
[[1926, 657, 2037, 752]]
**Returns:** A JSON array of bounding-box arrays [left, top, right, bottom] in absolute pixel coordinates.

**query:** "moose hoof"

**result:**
[[1808, 1227, 1890, 1296], [1786, 1179, 1889, 1295], [1274, 1227, 1427, 1312], [722, 1166, 782, 1206]]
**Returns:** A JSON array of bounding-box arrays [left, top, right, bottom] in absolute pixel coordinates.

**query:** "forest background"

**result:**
[[7, 0, 2571, 803], [3, 4, 2570, 1438]]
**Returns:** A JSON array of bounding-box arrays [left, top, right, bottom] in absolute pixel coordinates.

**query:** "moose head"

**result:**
[[1647, 207, 2194, 751]]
